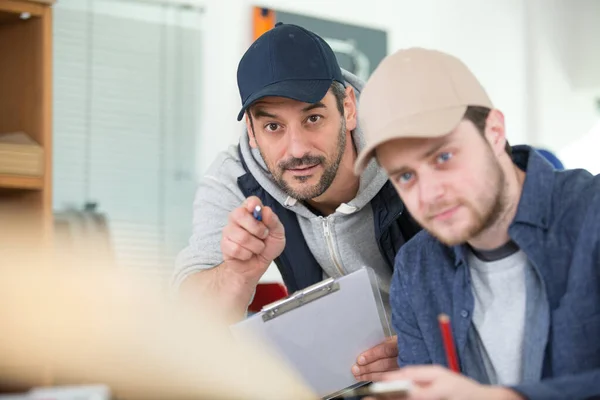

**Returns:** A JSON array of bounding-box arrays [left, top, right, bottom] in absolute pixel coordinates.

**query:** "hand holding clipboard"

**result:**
[[337, 315, 478, 400], [231, 267, 392, 399]]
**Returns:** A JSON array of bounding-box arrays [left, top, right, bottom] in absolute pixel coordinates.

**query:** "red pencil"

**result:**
[[438, 313, 460, 372]]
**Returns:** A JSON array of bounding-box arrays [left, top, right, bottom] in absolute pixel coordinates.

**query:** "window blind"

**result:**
[[53, 0, 201, 283]]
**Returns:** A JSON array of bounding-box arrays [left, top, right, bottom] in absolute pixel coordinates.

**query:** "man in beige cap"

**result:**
[[354, 48, 600, 400]]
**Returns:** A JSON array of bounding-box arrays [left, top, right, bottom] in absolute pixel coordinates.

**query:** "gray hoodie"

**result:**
[[173, 70, 393, 317]]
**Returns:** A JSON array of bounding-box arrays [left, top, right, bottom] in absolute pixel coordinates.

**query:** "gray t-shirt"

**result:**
[[468, 242, 528, 385]]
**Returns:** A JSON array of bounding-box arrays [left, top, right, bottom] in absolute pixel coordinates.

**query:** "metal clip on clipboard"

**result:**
[[261, 278, 340, 322], [232, 267, 390, 399]]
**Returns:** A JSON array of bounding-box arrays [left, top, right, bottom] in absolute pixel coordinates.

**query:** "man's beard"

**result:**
[[260, 118, 347, 201], [426, 151, 507, 246]]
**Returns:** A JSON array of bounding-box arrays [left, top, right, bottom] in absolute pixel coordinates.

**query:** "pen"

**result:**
[[438, 313, 460, 372], [253, 205, 262, 221]]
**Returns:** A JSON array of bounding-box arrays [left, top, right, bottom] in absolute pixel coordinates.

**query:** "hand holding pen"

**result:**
[[360, 315, 522, 400], [220, 196, 286, 283]]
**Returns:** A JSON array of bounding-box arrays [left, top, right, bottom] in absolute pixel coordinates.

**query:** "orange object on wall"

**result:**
[[253, 6, 275, 41]]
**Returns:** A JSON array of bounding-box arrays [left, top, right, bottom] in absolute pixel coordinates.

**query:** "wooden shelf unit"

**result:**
[[0, 0, 55, 392], [0, 0, 54, 246]]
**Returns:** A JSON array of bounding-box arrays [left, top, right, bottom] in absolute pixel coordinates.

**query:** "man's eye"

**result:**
[[398, 172, 413, 184], [265, 123, 280, 132], [307, 115, 322, 123], [436, 152, 453, 163]]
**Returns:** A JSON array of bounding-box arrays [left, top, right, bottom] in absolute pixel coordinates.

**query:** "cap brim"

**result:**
[[354, 105, 467, 176], [237, 79, 333, 121]]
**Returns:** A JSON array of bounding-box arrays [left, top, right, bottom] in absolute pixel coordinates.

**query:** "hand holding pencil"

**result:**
[[220, 196, 286, 284], [361, 314, 523, 400], [362, 365, 522, 400]]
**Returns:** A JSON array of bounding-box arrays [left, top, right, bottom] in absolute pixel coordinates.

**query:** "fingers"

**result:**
[[382, 365, 448, 384], [242, 195, 263, 213], [235, 199, 270, 239], [358, 336, 399, 366], [352, 337, 399, 381], [352, 357, 399, 382], [361, 366, 462, 400], [259, 205, 285, 238], [353, 369, 395, 383], [222, 197, 285, 262], [221, 236, 252, 261], [224, 223, 266, 250], [353, 356, 398, 375], [396, 368, 468, 400], [406, 381, 454, 400], [241, 196, 284, 238], [221, 230, 265, 260], [221, 215, 266, 262]]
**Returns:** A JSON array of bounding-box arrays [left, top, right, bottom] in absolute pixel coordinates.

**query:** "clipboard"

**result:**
[[230, 267, 391, 399]]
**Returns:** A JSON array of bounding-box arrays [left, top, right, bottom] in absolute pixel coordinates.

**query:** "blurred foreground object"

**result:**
[[53, 202, 114, 270], [0, 226, 316, 400], [0, 385, 111, 400]]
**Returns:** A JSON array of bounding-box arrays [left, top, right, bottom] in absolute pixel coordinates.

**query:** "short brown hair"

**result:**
[[329, 81, 347, 116], [463, 106, 512, 156]]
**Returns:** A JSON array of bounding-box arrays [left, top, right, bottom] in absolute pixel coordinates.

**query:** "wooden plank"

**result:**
[[24, 0, 56, 4], [0, 0, 46, 17], [0, 174, 43, 190]]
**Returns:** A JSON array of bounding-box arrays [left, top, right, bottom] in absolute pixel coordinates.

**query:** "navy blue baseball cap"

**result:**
[[236, 23, 345, 121]]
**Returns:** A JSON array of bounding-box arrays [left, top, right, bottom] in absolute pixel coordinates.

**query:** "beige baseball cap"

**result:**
[[354, 47, 493, 175]]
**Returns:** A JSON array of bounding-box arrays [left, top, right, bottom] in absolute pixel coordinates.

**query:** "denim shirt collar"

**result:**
[[451, 145, 555, 265]]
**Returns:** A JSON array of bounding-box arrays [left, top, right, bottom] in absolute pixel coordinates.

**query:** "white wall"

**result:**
[[559, 121, 600, 174], [196, 0, 531, 175], [526, 0, 600, 154]]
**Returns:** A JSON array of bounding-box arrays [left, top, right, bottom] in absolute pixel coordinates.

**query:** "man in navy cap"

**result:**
[[173, 23, 420, 382]]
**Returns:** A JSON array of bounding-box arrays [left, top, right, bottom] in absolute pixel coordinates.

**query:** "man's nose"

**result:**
[[285, 125, 311, 159]]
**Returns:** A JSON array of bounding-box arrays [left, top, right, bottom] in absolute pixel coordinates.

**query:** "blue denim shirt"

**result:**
[[390, 146, 600, 400]]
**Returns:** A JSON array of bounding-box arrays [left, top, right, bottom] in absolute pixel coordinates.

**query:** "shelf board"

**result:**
[[0, 0, 47, 22], [23, 0, 55, 4], [0, 174, 43, 190]]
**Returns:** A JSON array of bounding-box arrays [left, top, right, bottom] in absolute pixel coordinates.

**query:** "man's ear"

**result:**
[[344, 86, 357, 132], [245, 113, 258, 149], [484, 109, 507, 156]]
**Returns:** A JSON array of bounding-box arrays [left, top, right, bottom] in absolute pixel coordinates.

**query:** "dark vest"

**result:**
[[236, 146, 421, 293]]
